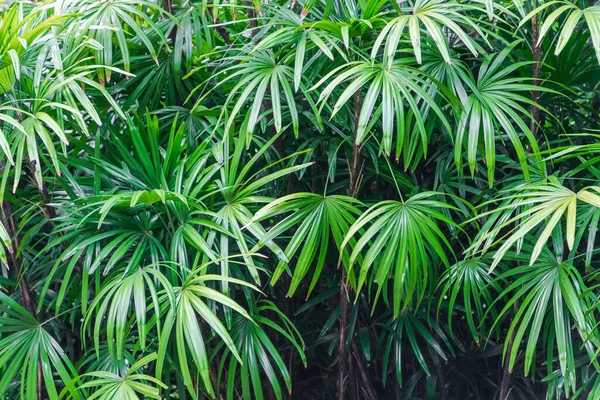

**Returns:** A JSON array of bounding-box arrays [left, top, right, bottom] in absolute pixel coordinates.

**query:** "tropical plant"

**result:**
[[2, 0, 600, 399]]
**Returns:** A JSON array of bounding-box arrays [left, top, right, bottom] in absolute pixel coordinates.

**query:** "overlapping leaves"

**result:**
[[453, 42, 547, 186], [489, 248, 598, 395], [0, 293, 78, 399], [341, 192, 459, 316], [313, 59, 453, 163], [252, 193, 361, 297], [522, 1, 600, 65], [371, 0, 487, 64], [468, 181, 600, 271]]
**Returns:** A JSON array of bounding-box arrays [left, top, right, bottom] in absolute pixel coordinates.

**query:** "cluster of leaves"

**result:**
[[1, 0, 600, 399]]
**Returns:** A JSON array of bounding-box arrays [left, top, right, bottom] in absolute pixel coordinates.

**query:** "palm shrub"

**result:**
[[1, 0, 600, 399]]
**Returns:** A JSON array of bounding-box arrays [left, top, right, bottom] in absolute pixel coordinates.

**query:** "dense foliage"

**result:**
[[1, 0, 600, 398]]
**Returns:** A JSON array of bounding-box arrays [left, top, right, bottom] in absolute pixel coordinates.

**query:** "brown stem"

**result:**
[[162, 0, 179, 48], [499, 331, 515, 400], [529, 13, 542, 138], [28, 162, 56, 220], [348, 353, 358, 400], [215, 18, 233, 46], [348, 92, 363, 198], [338, 89, 363, 400], [247, 1, 259, 39], [338, 269, 350, 400], [209, 364, 225, 400], [499, 302, 519, 400], [351, 341, 377, 400], [27, 162, 83, 281], [0, 185, 36, 317], [1, 162, 41, 400]]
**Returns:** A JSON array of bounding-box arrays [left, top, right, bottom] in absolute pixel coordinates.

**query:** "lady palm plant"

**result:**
[[2, 0, 600, 399]]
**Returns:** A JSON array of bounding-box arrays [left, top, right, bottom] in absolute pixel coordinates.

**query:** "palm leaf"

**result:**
[[341, 192, 459, 316]]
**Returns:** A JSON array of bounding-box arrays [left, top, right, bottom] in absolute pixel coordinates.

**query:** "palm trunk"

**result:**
[[348, 93, 363, 198], [247, 2, 259, 39], [499, 331, 515, 400], [338, 91, 364, 400], [0, 162, 35, 317], [499, 302, 519, 400], [352, 341, 377, 400], [215, 18, 233, 46], [338, 269, 350, 400], [1, 156, 42, 400]]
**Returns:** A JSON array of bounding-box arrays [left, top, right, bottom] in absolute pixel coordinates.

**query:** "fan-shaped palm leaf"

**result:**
[[468, 180, 600, 271], [379, 308, 453, 387], [39, 189, 190, 314], [453, 42, 549, 186], [209, 129, 310, 303], [371, 0, 487, 64], [58, 0, 172, 82], [341, 192, 459, 316], [61, 353, 167, 400], [313, 59, 453, 163], [521, 1, 600, 64], [193, 50, 319, 138], [437, 257, 502, 343], [0, 293, 79, 399], [1, 55, 126, 190], [251, 193, 361, 297], [156, 273, 257, 399], [83, 266, 175, 362], [216, 300, 306, 400], [489, 248, 598, 396]]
